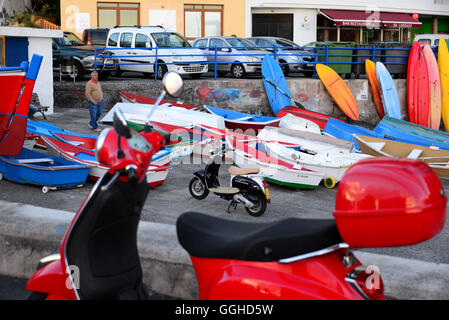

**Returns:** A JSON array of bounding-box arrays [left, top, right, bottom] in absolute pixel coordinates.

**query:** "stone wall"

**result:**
[[54, 78, 407, 127]]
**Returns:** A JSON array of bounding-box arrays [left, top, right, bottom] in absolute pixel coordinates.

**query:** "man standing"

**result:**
[[85, 71, 103, 132]]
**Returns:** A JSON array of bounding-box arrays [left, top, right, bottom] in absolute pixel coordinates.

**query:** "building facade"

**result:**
[[60, 0, 246, 40], [246, 0, 449, 45]]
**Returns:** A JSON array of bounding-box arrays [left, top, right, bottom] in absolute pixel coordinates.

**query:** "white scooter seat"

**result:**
[[228, 166, 260, 176]]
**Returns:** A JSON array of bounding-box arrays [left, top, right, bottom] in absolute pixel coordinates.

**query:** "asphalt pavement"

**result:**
[[1, 107, 449, 299]]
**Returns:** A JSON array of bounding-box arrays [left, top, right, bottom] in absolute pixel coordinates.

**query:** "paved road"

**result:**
[[1, 107, 448, 276]]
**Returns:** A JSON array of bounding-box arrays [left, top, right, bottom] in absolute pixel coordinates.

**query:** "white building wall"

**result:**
[[27, 37, 54, 113]]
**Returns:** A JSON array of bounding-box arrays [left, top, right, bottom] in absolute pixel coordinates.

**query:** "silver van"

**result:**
[[191, 36, 270, 78], [106, 26, 208, 79]]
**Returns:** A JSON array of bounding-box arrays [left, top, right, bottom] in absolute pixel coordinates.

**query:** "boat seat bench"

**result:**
[[17, 158, 54, 164]]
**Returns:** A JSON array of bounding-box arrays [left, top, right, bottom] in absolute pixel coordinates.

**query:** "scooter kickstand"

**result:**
[[227, 200, 237, 214]]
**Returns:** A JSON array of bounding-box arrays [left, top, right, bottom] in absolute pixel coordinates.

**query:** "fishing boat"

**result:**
[[253, 140, 370, 188], [227, 135, 324, 190], [40, 132, 173, 187], [203, 104, 280, 133], [374, 116, 449, 150], [258, 126, 355, 154], [0, 55, 43, 155], [100, 103, 226, 130], [354, 134, 449, 179], [0, 147, 90, 193], [120, 92, 199, 110]]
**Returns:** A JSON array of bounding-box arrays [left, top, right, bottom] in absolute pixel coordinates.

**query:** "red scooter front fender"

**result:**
[[26, 260, 77, 300], [191, 250, 372, 300]]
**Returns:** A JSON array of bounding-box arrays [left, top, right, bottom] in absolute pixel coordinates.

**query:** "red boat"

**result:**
[[120, 92, 199, 110], [0, 55, 43, 155], [277, 106, 344, 130]]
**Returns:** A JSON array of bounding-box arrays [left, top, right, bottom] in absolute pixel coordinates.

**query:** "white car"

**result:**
[[106, 25, 208, 79], [414, 34, 449, 46]]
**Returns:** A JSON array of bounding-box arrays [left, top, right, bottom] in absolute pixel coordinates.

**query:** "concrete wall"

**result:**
[[54, 77, 407, 127]]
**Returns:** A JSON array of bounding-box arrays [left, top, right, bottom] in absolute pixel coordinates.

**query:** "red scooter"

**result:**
[[25, 72, 183, 300], [177, 157, 447, 300]]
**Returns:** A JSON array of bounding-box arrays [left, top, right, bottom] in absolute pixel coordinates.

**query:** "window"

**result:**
[[209, 38, 227, 50], [98, 2, 140, 27], [184, 5, 223, 40], [418, 39, 431, 44], [135, 33, 151, 48], [151, 32, 191, 48], [108, 33, 119, 46], [193, 38, 208, 48], [120, 33, 133, 47]]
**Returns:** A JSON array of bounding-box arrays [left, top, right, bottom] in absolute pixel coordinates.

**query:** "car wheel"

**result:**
[[73, 60, 85, 81], [156, 63, 167, 80], [231, 63, 246, 78]]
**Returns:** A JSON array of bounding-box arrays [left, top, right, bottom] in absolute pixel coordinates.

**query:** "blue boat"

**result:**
[[323, 118, 381, 152], [374, 116, 449, 150], [262, 55, 292, 116], [27, 120, 96, 139], [203, 105, 280, 132], [376, 62, 402, 120], [0, 147, 90, 193]]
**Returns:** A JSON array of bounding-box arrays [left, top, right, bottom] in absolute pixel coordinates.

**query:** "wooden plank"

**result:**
[[407, 149, 423, 159]]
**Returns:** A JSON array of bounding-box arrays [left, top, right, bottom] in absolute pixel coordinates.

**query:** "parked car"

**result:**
[[106, 25, 208, 79], [82, 27, 110, 47], [414, 34, 449, 46], [53, 31, 117, 80], [191, 36, 270, 78], [247, 36, 315, 76]]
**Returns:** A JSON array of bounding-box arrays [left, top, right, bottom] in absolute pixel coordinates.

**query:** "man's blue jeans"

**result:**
[[88, 100, 103, 129]]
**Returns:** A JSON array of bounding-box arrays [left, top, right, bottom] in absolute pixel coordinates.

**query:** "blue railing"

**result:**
[[93, 44, 429, 80]]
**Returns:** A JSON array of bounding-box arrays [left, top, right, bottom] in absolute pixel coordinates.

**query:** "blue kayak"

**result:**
[[374, 116, 449, 150], [323, 118, 381, 152], [376, 62, 402, 120], [262, 55, 292, 116], [203, 105, 280, 132]]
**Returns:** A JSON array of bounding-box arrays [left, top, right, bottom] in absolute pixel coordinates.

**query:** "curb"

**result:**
[[1, 200, 448, 300]]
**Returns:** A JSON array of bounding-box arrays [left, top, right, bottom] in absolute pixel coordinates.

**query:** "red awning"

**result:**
[[320, 9, 421, 28]]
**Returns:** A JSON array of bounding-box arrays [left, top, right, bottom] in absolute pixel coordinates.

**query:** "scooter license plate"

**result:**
[[265, 188, 270, 199]]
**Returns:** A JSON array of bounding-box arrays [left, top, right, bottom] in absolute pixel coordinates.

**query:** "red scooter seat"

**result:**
[[177, 212, 343, 262]]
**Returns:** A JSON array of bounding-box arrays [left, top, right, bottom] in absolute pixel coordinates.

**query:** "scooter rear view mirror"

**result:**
[[113, 108, 131, 139], [163, 71, 184, 98]]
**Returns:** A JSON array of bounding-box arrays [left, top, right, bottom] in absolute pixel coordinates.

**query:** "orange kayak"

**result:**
[[365, 59, 384, 118], [316, 64, 359, 120]]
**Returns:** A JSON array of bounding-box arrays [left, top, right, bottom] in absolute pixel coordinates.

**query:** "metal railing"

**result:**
[[93, 44, 429, 80]]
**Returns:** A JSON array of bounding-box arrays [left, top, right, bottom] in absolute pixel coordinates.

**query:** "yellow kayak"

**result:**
[[438, 36, 449, 130]]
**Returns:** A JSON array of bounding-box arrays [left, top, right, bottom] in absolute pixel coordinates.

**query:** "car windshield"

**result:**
[[151, 32, 191, 47], [57, 33, 85, 46], [226, 38, 259, 50], [275, 38, 300, 48]]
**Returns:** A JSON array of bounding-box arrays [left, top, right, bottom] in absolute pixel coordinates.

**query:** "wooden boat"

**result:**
[[438, 36, 449, 131], [423, 44, 442, 130], [365, 59, 384, 118], [203, 104, 280, 133], [354, 134, 449, 179], [100, 103, 226, 130], [40, 133, 172, 187], [373, 116, 449, 150], [407, 42, 430, 126], [316, 64, 359, 121], [254, 140, 370, 188], [376, 62, 401, 120], [120, 92, 199, 110], [258, 126, 355, 154], [0, 147, 90, 193], [0, 54, 43, 156], [276, 106, 344, 130]]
